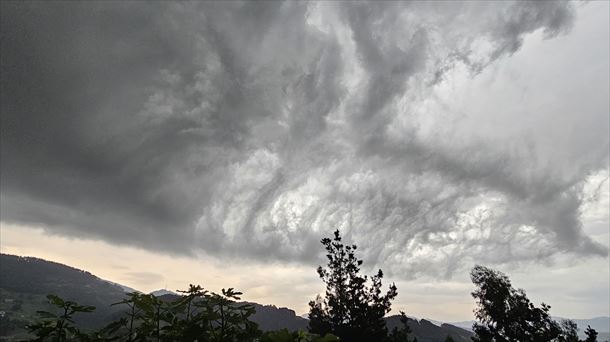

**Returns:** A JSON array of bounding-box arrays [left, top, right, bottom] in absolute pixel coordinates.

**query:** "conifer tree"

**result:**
[[308, 230, 399, 342]]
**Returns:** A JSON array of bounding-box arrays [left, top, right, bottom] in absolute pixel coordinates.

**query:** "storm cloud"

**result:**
[[1, 1, 607, 278]]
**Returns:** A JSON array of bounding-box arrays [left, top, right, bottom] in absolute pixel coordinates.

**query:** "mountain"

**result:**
[[142, 294, 309, 332], [0, 254, 130, 340], [450, 318, 610, 341], [0, 254, 313, 340], [149, 289, 178, 297], [385, 316, 474, 342], [569, 317, 610, 335], [0, 253, 477, 342], [104, 280, 138, 293], [447, 320, 474, 331], [562, 317, 610, 341], [247, 302, 309, 332], [0, 254, 127, 326]]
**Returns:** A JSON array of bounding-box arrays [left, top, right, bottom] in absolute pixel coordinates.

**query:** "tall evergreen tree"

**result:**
[[308, 230, 399, 342]]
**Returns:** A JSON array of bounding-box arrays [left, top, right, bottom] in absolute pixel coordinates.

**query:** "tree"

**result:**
[[444, 336, 455, 342], [27, 286, 262, 342], [203, 288, 260, 342], [557, 321, 599, 342], [308, 229, 400, 342], [388, 311, 412, 342], [558, 320, 579, 342], [107, 292, 146, 342], [259, 329, 339, 342], [470, 265, 561, 342], [583, 325, 598, 342], [26, 294, 95, 342]]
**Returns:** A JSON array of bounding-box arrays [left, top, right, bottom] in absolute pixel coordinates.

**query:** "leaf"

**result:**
[[46, 294, 65, 307], [316, 334, 340, 342], [35, 310, 57, 319]]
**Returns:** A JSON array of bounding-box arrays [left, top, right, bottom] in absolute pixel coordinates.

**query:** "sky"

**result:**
[[0, 1, 608, 322]]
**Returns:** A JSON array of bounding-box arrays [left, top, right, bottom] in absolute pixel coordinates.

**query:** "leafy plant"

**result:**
[[26, 294, 95, 342], [260, 329, 339, 342], [102, 285, 261, 342], [203, 287, 260, 342]]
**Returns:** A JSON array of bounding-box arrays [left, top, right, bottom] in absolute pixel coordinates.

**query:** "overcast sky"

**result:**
[[1, 1, 608, 322]]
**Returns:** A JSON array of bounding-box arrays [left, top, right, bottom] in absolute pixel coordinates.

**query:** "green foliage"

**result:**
[[104, 285, 261, 342], [259, 329, 339, 342], [444, 336, 455, 342], [26, 294, 95, 342], [308, 229, 404, 342], [24, 286, 262, 342], [470, 265, 562, 342], [204, 288, 260, 342], [107, 291, 146, 341]]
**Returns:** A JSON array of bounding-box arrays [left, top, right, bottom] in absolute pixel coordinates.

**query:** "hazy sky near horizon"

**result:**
[[1, 1, 608, 321]]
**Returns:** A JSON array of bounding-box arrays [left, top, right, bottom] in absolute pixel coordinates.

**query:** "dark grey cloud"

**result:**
[[1, 1, 607, 278]]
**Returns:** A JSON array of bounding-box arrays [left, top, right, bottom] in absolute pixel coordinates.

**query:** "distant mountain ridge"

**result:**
[[384, 316, 473, 342], [449, 317, 610, 334], [104, 280, 138, 294], [149, 289, 178, 297], [0, 254, 127, 329], [448, 317, 609, 341], [1, 253, 605, 342]]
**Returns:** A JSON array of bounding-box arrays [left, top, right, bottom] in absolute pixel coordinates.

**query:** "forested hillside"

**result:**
[[0, 254, 126, 330]]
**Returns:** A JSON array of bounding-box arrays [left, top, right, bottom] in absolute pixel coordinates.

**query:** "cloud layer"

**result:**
[[1, 1, 608, 278]]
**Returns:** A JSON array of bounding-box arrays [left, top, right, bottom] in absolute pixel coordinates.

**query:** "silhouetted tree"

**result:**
[[388, 311, 412, 342], [558, 320, 579, 342], [108, 292, 146, 342], [445, 336, 455, 342], [259, 329, 339, 342], [583, 325, 598, 342], [26, 294, 95, 342], [308, 229, 400, 342], [557, 321, 600, 342], [470, 265, 561, 342], [27, 286, 262, 342]]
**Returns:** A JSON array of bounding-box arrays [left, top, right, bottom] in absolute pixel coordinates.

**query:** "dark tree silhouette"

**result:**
[[559, 319, 579, 342], [26, 291, 337, 342], [584, 325, 598, 342], [470, 265, 561, 342], [558, 321, 600, 342], [388, 311, 412, 342], [26, 294, 95, 342], [308, 229, 400, 342]]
